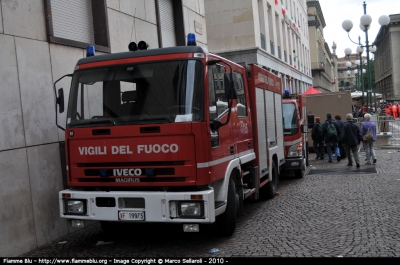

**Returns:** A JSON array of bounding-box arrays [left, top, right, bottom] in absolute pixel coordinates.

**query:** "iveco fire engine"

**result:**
[[54, 34, 285, 236]]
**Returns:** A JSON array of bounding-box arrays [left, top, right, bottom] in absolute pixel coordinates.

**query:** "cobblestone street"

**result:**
[[22, 148, 400, 258]]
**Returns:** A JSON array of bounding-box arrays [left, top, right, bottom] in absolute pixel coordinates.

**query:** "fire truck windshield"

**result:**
[[66, 60, 204, 127], [282, 102, 299, 136]]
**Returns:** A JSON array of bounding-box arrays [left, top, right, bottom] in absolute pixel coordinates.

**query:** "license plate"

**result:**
[[118, 211, 145, 221]]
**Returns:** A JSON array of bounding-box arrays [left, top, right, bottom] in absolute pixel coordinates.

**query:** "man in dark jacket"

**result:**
[[341, 113, 361, 168], [311, 116, 324, 159], [322, 113, 341, 163], [335, 115, 346, 159]]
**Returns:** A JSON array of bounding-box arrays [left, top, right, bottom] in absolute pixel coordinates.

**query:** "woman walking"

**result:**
[[360, 113, 377, 165]]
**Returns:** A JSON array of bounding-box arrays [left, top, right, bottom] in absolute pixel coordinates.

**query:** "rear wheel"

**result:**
[[217, 178, 237, 236], [263, 161, 278, 199]]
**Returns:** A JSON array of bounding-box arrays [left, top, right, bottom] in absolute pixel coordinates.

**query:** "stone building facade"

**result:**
[[374, 13, 400, 101], [204, 0, 313, 96], [307, 0, 336, 92]]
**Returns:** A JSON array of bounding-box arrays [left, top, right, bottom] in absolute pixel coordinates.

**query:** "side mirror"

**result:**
[[56, 88, 64, 113], [210, 119, 223, 130], [307, 114, 315, 129], [224, 73, 237, 100], [53, 73, 72, 131]]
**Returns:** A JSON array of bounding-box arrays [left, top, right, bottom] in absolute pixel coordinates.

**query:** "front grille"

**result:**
[[120, 198, 145, 209], [84, 168, 175, 176], [96, 197, 116, 207]]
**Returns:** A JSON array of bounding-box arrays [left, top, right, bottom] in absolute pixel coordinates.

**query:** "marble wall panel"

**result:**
[[107, 0, 120, 11], [0, 148, 36, 256], [15, 38, 58, 146], [134, 18, 159, 49], [1, 0, 46, 41], [27, 144, 68, 247], [119, 0, 146, 20], [108, 9, 135, 53], [0, 34, 25, 151], [0, 3, 3, 33]]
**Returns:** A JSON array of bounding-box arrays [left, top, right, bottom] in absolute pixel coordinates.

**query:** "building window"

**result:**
[[156, 0, 185, 47], [44, 0, 110, 52], [270, 41, 275, 55], [289, 55, 292, 65], [284, 50, 287, 63], [278, 46, 281, 59], [260, 33, 266, 50]]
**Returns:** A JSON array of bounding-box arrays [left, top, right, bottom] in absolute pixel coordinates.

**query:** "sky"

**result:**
[[319, 0, 400, 59]]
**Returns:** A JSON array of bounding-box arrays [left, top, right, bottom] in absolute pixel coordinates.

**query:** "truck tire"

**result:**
[[263, 161, 277, 199], [217, 178, 237, 236], [236, 184, 244, 217], [294, 169, 304, 178]]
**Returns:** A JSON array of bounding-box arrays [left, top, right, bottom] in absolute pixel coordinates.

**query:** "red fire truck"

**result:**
[[281, 92, 309, 178], [54, 35, 285, 236]]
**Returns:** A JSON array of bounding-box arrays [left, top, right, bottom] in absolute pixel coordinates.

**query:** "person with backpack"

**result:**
[[341, 113, 362, 168], [322, 113, 341, 163], [360, 113, 377, 165], [311, 116, 324, 160], [335, 115, 346, 159]]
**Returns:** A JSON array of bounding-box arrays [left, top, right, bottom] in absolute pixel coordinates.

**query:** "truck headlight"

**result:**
[[178, 202, 204, 218], [65, 200, 86, 215], [288, 143, 302, 157]]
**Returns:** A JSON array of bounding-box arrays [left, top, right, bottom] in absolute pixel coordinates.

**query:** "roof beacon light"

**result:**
[[284, 89, 290, 99], [86, 45, 95, 57], [128, 42, 138, 51], [138, 41, 149, 50], [187, 33, 196, 46]]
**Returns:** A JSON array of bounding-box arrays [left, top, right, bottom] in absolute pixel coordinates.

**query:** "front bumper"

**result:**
[[59, 189, 215, 224], [282, 157, 303, 170]]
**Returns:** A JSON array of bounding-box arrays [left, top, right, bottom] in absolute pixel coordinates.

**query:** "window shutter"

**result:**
[[158, 0, 177, 47], [51, 0, 95, 44]]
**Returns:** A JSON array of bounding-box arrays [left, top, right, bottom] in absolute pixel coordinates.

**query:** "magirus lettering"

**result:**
[[115, 178, 140, 182]]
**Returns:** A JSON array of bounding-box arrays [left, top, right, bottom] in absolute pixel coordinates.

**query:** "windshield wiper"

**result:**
[[70, 118, 119, 126], [140, 117, 171, 123]]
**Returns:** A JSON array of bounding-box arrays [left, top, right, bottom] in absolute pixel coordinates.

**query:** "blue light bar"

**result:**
[[187, 33, 197, 46], [284, 89, 290, 98], [86, 45, 95, 57]]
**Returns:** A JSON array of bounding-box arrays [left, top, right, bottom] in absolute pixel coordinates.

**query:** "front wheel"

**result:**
[[217, 178, 237, 236], [262, 161, 278, 199]]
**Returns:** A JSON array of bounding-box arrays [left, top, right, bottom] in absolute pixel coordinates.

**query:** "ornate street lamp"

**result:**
[[342, 1, 390, 113]]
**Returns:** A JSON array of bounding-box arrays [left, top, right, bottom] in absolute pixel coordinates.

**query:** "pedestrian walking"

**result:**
[[322, 113, 341, 163], [392, 104, 398, 119], [360, 113, 377, 165], [311, 116, 324, 160], [385, 105, 391, 116], [341, 113, 362, 168], [335, 115, 346, 159]]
